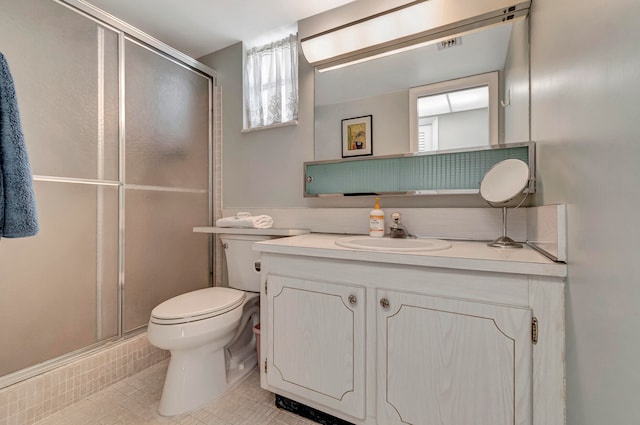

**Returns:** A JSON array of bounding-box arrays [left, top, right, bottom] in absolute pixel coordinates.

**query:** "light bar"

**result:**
[[300, 0, 529, 71]]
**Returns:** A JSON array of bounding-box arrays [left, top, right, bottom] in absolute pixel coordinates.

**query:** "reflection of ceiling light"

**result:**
[[448, 86, 489, 111], [418, 86, 489, 117], [300, 0, 530, 71], [418, 94, 450, 116]]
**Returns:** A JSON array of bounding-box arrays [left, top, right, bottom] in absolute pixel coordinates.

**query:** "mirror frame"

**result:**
[[409, 71, 499, 153]]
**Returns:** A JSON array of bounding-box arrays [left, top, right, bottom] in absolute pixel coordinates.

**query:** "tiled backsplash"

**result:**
[[0, 333, 167, 425]]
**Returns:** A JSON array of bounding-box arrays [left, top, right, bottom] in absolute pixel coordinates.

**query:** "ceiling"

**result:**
[[82, 0, 355, 58]]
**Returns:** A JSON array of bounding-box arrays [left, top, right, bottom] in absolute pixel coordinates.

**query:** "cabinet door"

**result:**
[[266, 275, 366, 419], [377, 289, 532, 425]]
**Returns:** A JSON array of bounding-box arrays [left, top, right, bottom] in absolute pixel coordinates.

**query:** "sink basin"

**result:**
[[335, 236, 452, 252]]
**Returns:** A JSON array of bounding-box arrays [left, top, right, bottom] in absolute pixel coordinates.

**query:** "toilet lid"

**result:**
[[150, 287, 245, 324]]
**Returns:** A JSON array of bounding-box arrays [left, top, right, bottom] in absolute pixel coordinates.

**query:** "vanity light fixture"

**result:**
[[301, 0, 530, 71]]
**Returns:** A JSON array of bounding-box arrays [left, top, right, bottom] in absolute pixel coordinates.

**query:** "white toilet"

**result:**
[[147, 233, 275, 416]]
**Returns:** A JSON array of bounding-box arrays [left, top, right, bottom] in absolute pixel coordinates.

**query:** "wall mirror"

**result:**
[[313, 17, 529, 161]]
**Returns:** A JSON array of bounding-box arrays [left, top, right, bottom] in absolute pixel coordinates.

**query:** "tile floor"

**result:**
[[33, 360, 316, 425]]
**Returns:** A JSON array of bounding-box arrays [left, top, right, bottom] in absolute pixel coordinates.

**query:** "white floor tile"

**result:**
[[34, 361, 316, 425]]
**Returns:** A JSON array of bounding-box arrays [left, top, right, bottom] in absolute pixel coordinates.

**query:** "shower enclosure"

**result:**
[[0, 0, 214, 386]]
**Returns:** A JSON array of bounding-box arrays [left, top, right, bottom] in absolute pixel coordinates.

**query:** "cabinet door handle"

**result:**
[[380, 298, 390, 309], [254, 260, 261, 272], [348, 295, 357, 305]]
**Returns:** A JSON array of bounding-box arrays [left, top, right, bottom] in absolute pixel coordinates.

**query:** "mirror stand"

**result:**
[[488, 206, 522, 248], [480, 158, 531, 249]]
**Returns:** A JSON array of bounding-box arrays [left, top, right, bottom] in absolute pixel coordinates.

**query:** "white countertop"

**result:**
[[253, 233, 567, 278]]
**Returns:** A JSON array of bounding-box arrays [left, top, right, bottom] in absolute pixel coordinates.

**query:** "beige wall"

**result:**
[[530, 0, 640, 423], [199, 43, 316, 208], [314, 90, 410, 160]]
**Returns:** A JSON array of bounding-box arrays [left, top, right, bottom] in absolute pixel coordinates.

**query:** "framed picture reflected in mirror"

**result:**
[[342, 115, 372, 158]]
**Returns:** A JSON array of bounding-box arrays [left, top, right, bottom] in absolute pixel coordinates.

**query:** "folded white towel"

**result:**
[[215, 213, 274, 229]]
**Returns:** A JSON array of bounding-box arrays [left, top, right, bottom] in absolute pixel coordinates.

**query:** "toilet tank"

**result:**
[[220, 234, 279, 292]]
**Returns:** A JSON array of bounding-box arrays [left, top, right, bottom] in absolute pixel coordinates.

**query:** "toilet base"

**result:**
[[158, 344, 228, 416], [157, 341, 258, 416]]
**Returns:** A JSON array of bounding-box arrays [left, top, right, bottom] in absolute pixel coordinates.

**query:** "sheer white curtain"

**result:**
[[244, 34, 298, 129]]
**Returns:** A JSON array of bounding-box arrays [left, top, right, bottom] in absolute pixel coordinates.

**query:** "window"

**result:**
[[409, 72, 498, 152], [243, 33, 298, 130], [418, 116, 439, 152]]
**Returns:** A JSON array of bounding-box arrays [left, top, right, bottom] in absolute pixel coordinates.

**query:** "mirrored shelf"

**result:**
[[304, 142, 535, 197]]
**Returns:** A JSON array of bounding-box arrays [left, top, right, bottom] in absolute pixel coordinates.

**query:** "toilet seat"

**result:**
[[150, 287, 246, 325]]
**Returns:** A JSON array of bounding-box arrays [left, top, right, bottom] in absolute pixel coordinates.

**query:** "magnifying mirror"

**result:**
[[480, 159, 530, 248]]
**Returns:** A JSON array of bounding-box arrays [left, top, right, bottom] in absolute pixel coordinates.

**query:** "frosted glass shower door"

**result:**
[[0, 0, 120, 377], [123, 39, 211, 332], [0, 183, 119, 376], [0, 0, 215, 383], [0, 0, 119, 181]]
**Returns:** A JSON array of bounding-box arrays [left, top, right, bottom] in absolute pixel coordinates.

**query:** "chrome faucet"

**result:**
[[389, 212, 410, 239]]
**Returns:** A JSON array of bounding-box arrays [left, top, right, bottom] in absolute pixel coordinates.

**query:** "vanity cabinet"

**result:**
[[257, 240, 565, 425], [377, 289, 532, 425], [265, 275, 366, 419]]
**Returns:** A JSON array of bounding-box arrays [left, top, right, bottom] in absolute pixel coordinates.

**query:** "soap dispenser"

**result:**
[[369, 197, 385, 238]]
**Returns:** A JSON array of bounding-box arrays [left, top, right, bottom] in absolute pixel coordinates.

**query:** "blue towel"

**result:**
[[0, 52, 39, 238]]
